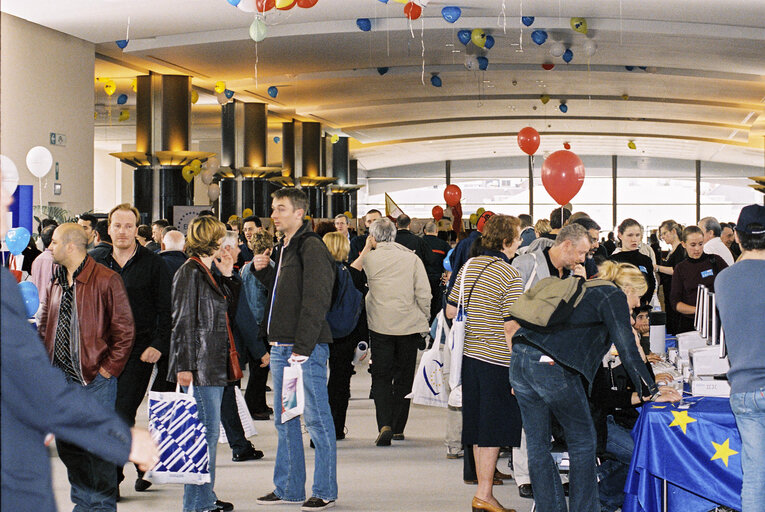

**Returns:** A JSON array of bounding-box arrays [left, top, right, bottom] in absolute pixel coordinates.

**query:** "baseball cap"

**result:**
[[476, 211, 495, 233], [734, 204, 765, 234]]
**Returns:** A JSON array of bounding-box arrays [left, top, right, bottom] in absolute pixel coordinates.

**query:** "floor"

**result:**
[[52, 362, 534, 512]]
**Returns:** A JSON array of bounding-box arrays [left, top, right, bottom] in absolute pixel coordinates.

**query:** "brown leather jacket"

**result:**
[[38, 256, 136, 385]]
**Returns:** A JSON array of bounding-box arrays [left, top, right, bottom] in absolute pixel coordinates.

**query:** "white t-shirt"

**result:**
[[703, 236, 735, 266]]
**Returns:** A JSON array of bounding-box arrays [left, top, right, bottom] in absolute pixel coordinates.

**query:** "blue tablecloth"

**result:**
[[623, 397, 743, 512]]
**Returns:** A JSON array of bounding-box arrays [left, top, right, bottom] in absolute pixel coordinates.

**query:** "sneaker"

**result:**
[[134, 477, 152, 492], [257, 492, 301, 505], [375, 426, 393, 446], [232, 445, 264, 462], [446, 448, 464, 459], [392, 433, 405, 441], [213, 500, 234, 511], [301, 497, 335, 510]]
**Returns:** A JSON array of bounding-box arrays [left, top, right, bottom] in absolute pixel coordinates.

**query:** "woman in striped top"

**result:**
[[446, 215, 524, 512]]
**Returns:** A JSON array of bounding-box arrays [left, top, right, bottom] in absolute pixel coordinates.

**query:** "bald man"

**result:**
[[38, 223, 136, 512], [160, 230, 187, 277]]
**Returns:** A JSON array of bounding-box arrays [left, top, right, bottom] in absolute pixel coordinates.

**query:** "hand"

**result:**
[[654, 386, 682, 403], [260, 352, 271, 367], [140, 347, 161, 364], [572, 264, 587, 278], [654, 372, 675, 384], [224, 243, 241, 262], [364, 235, 375, 251], [251, 253, 270, 271], [176, 371, 193, 387], [129, 427, 160, 472], [288, 353, 308, 365], [98, 367, 112, 379], [646, 353, 663, 364], [214, 247, 235, 277]]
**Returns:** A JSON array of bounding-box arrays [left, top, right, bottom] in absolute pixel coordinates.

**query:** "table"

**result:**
[[623, 396, 743, 512]]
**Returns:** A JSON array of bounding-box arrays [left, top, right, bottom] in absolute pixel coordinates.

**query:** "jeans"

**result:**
[[368, 331, 420, 434], [510, 343, 599, 512], [116, 345, 154, 483], [730, 388, 765, 512], [597, 416, 635, 512], [271, 344, 337, 502], [220, 382, 249, 456], [327, 336, 356, 437], [181, 385, 223, 512], [57, 373, 118, 512]]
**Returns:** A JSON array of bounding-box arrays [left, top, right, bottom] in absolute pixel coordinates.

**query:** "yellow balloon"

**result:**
[[393, 0, 408, 3], [344, 211, 352, 219], [191, 90, 199, 104], [627, 141, 637, 150], [190, 159, 202, 172], [469, 213, 478, 225], [214, 81, 226, 94], [94, 111, 98, 120], [330, 134, 340, 144], [242, 208, 253, 218], [275, 0, 293, 6], [471, 28, 486, 48], [540, 94, 550, 105], [622, 94, 629, 100], [570, 17, 588, 35], [118, 109, 130, 122], [104, 80, 116, 96], [131, 78, 137, 92], [476, 207, 485, 216], [182, 165, 195, 183]]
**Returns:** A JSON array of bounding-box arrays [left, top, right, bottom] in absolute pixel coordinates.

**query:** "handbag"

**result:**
[[406, 310, 449, 408], [218, 386, 258, 443], [281, 363, 305, 423], [190, 257, 243, 382], [145, 383, 211, 485]]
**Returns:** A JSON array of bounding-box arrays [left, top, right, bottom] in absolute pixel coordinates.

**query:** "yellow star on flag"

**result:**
[[668, 410, 697, 434], [711, 438, 738, 467], [652, 405, 667, 409]]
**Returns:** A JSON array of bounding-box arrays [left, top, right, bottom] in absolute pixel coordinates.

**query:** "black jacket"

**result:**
[[268, 221, 335, 356], [160, 250, 187, 277], [395, 229, 429, 264], [422, 234, 451, 279], [167, 258, 240, 386], [92, 243, 172, 355], [87, 242, 112, 263]]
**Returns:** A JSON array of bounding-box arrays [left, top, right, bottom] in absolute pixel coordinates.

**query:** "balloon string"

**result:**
[[38, 177, 43, 212], [518, 0, 522, 51], [409, 15, 414, 39], [619, 0, 623, 44], [126, 16, 130, 42], [420, 17, 425, 86], [497, 0, 507, 34], [254, 41, 259, 88]]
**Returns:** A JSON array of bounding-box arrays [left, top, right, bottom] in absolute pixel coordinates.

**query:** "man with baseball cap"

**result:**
[[714, 204, 765, 512]]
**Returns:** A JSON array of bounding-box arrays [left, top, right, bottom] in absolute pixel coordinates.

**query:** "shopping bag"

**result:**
[[281, 363, 305, 423], [448, 259, 470, 389], [218, 386, 258, 444], [144, 383, 211, 485], [406, 313, 448, 408]]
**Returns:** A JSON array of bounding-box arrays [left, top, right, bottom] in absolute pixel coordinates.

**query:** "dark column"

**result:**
[[221, 102, 236, 173], [349, 159, 358, 218], [304, 187, 324, 218], [134, 168, 153, 225], [244, 103, 267, 168], [332, 137, 349, 185], [282, 122, 295, 178], [220, 178, 237, 221], [161, 75, 190, 152], [332, 194, 350, 218], [133, 76, 154, 221], [159, 168, 192, 223], [302, 122, 321, 178]]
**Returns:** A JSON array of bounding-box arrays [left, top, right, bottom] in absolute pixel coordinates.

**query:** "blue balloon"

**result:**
[[521, 16, 535, 27], [377, 67, 389, 75], [224, 89, 235, 99], [477, 56, 489, 70], [5, 227, 30, 256], [484, 35, 495, 49], [115, 39, 129, 49], [441, 6, 461, 23], [356, 18, 372, 32], [638, 66, 647, 71], [430, 75, 442, 87], [531, 29, 548, 45], [444, 248, 454, 272], [559, 104, 568, 113], [377, 0, 388, 3], [274, 136, 281, 144], [267, 86, 278, 98], [226, 0, 241, 5], [457, 29, 471, 46], [117, 94, 128, 105], [625, 66, 635, 71], [18, 281, 39, 318], [562, 48, 573, 63]]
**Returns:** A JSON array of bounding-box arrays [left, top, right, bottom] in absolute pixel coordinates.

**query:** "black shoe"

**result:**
[[392, 433, 405, 441], [213, 499, 234, 511], [309, 439, 315, 449], [563, 482, 570, 496], [518, 483, 533, 499], [252, 411, 271, 421], [265, 385, 272, 392], [257, 491, 301, 505], [134, 477, 152, 492], [301, 497, 335, 510], [336, 431, 346, 441], [232, 446, 264, 462], [375, 426, 393, 446]]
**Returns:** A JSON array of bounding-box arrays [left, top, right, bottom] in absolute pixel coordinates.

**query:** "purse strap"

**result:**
[[461, 258, 502, 314]]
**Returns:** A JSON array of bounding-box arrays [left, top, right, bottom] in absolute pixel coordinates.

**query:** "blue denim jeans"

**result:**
[[730, 388, 765, 512], [271, 344, 337, 502], [510, 343, 599, 512], [57, 373, 119, 512], [596, 416, 635, 512], [181, 385, 223, 512]]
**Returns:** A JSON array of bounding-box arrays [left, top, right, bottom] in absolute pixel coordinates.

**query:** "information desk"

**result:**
[[623, 397, 742, 512]]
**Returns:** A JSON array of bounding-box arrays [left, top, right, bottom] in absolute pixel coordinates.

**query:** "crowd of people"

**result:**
[[2, 167, 764, 512]]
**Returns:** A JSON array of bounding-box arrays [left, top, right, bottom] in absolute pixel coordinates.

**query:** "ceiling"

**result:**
[[3, 0, 765, 172]]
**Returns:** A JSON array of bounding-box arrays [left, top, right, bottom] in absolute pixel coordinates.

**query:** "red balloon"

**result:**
[[404, 2, 422, 20], [563, 142, 571, 150], [256, 0, 275, 11], [517, 126, 540, 155], [444, 184, 461, 207], [432, 205, 444, 221], [276, 0, 296, 10], [297, 0, 318, 6], [541, 150, 585, 205], [542, 63, 555, 70]]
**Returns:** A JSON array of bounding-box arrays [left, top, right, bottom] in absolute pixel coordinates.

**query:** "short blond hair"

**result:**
[[108, 203, 140, 225], [186, 216, 226, 257], [322, 231, 350, 262], [598, 261, 648, 297]]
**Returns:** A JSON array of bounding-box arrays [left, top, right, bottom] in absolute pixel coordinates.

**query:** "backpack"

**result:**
[[509, 275, 616, 333], [326, 261, 363, 338], [293, 233, 363, 338]]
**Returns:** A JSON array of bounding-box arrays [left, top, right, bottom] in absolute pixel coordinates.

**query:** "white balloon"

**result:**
[[249, 18, 267, 42], [217, 92, 229, 105], [206, 156, 220, 173], [550, 42, 566, 58], [26, 146, 53, 178], [582, 39, 597, 58], [207, 183, 221, 201], [464, 54, 479, 71], [1, 155, 20, 195], [200, 169, 215, 185], [237, 0, 256, 12]]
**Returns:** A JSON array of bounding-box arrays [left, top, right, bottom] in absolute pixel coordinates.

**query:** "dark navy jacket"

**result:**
[[1, 268, 131, 511]]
